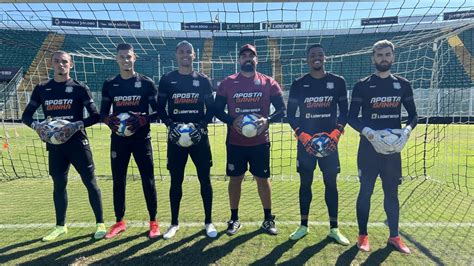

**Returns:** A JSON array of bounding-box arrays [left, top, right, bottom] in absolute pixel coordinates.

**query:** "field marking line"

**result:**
[[1, 221, 472, 229]]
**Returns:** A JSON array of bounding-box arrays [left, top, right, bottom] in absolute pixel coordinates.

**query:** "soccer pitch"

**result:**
[[0, 124, 473, 265]]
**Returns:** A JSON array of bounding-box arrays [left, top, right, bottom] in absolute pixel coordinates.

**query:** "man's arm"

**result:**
[[81, 85, 100, 127], [347, 83, 364, 133], [21, 85, 41, 128]]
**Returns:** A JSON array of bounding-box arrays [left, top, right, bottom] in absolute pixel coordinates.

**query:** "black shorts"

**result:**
[[167, 136, 213, 171], [357, 138, 402, 184], [226, 143, 270, 178], [296, 142, 340, 174], [47, 134, 95, 177]]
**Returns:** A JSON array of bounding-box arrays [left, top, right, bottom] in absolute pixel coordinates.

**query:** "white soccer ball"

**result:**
[[115, 112, 134, 137], [177, 123, 195, 147], [48, 120, 71, 145], [241, 114, 258, 138], [382, 129, 401, 145]]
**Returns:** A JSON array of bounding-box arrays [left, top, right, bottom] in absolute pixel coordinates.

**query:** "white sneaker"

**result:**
[[163, 225, 179, 240], [205, 223, 218, 238]]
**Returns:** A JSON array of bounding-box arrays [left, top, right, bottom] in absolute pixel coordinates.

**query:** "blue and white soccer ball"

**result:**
[[241, 114, 258, 138], [177, 123, 195, 147], [382, 129, 402, 145], [115, 112, 134, 137], [47, 119, 70, 145]]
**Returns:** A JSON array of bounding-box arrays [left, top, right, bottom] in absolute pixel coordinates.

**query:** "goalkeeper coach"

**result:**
[[348, 40, 418, 254], [215, 44, 286, 236], [287, 44, 349, 244], [22, 50, 105, 241]]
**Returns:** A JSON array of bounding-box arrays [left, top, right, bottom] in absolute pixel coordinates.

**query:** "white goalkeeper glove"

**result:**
[[362, 127, 394, 154], [391, 126, 412, 153]]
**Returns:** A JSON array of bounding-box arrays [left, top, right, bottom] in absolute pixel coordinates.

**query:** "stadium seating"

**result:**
[[0, 28, 471, 96]]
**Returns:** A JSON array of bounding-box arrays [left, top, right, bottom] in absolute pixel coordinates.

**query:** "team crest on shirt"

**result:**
[[393, 82, 401, 90], [193, 79, 200, 87], [254, 79, 261, 85], [135, 81, 142, 88], [65, 86, 73, 93], [327, 82, 334, 90]]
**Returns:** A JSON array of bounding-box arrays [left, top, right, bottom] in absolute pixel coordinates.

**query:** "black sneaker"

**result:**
[[261, 215, 278, 235], [226, 220, 242, 235]]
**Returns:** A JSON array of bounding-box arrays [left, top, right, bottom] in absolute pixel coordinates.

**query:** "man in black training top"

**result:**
[[157, 40, 217, 239], [22, 50, 105, 241], [100, 43, 160, 239], [348, 40, 418, 254], [287, 44, 350, 245]]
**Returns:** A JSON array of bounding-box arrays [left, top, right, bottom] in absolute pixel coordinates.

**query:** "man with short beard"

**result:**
[[287, 44, 349, 245], [215, 44, 286, 235], [348, 40, 418, 254]]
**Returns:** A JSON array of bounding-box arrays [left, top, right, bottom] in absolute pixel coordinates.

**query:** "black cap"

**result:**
[[239, 44, 257, 56]]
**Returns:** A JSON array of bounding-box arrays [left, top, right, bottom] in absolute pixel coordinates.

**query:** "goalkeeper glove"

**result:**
[[126, 112, 149, 133], [32, 120, 53, 144], [168, 122, 181, 144], [295, 128, 319, 156], [104, 114, 120, 132], [362, 127, 393, 155], [391, 126, 412, 153], [52, 121, 84, 144], [190, 122, 208, 145]]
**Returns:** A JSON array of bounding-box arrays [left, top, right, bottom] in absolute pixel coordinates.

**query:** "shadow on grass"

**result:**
[[123, 229, 261, 265], [94, 230, 204, 264], [57, 233, 143, 265], [249, 239, 297, 266], [361, 245, 393, 265], [279, 237, 332, 265], [0, 234, 90, 264], [0, 238, 41, 257], [335, 244, 360, 266], [400, 230, 444, 265]]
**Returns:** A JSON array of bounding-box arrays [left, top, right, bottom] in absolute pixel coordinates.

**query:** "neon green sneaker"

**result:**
[[94, 223, 107, 240], [42, 225, 67, 241], [328, 228, 350, 245], [289, 225, 308, 240]]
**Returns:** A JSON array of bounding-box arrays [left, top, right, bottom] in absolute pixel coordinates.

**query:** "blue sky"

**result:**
[[0, 1, 472, 31]]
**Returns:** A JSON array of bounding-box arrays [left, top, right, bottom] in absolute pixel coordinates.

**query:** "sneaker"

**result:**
[[149, 221, 161, 239], [261, 215, 278, 235], [94, 223, 107, 240], [357, 234, 370, 252], [163, 225, 179, 240], [289, 225, 308, 240], [388, 236, 411, 254], [42, 225, 67, 241], [205, 223, 218, 238], [226, 220, 242, 235], [328, 228, 350, 246], [105, 221, 126, 239]]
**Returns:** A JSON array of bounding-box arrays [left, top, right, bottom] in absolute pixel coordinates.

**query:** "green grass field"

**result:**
[[0, 123, 473, 265]]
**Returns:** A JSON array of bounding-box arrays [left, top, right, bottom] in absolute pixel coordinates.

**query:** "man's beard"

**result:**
[[312, 66, 323, 71], [241, 61, 255, 72], [375, 62, 392, 72]]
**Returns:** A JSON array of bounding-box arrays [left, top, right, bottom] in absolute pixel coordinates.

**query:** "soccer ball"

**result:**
[[47, 120, 71, 145], [115, 112, 134, 137], [310, 134, 331, 158], [381, 129, 401, 145], [177, 123, 195, 147], [241, 114, 258, 138]]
